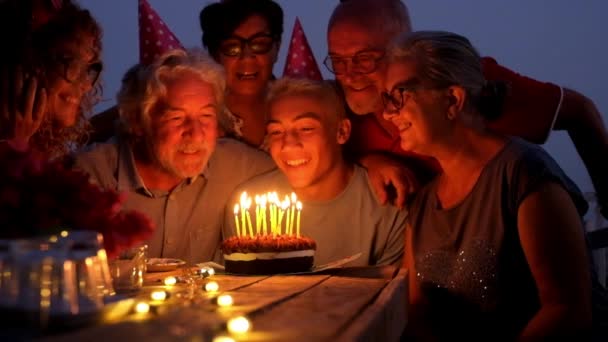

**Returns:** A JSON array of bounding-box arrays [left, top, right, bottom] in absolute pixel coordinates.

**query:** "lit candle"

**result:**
[[290, 193, 297, 235], [283, 195, 291, 235], [255, 195, 260, 235], [269, 192, 276, 235], [233, 204, 241, 237], [150, 290, 168, 301], [245, 197, 253, 236], [135, 301, 150, 314], [280, 200, 290, 235], [260, 194, 268, 235], [227, 316, 251, 334], [164, 276, 177, 286], [205, 281, 220, 292], [277, 203, 284, 235], [273, 192, 279, 235], [216, 294, 233, 307], [240, 192, 247, 236], [296, 201, 302, 237], [212, 336, 235, 342]]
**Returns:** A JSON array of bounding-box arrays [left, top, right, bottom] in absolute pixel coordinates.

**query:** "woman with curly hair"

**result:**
[[0, 0, 103, 158]]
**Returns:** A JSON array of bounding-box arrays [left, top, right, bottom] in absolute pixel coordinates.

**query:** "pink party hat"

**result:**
[[139, 0, 184, 65], [283, 17, 322, 80]]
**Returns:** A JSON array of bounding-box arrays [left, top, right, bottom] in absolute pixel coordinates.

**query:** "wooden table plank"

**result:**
[[337, 268, 408, 341], [239, 266, 399, 341], [214, 274, 332, 319]]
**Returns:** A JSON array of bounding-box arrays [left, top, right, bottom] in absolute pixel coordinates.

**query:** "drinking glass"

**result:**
[[12, 239, 78, 330], [0, 239, 17, 309], [108, 245, 147, 292], [62, 231, 115, 298]]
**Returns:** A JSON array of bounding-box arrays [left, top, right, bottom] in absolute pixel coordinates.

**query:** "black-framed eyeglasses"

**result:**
[[219, 33, 277, 57], [52, 55, 103, 85], [323, 50, 385, 75], [381, 80, 422, 113]]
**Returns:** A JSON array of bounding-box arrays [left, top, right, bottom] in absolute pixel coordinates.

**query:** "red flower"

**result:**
[[0, 143, 155, 258]]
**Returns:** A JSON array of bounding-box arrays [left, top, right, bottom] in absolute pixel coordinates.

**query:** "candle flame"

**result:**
[[260, 194, 267, 207]]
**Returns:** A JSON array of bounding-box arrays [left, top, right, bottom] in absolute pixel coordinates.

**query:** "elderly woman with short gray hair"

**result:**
[[382, 30, 606, 340]]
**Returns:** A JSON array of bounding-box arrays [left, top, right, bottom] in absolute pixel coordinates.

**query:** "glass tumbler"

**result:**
[[108, 245, 148, 292]]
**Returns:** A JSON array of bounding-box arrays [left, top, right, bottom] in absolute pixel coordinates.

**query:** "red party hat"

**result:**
[[282, 17, 322, 80], [138, 0, 184, 65]]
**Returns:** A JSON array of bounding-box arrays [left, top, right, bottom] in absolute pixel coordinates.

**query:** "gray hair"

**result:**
[[118, 48, 229, 137], [116, 62, 147, 136], [267, 77, 346, 121], [329, 0, 412, 41], [388, 31, 506, 118]]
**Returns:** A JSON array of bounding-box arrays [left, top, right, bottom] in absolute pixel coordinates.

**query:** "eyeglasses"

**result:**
[[323, 50, 385, 75], [381, 80, 422, 113], [52, 55, 103, 85], [219, 33, 277, 57]]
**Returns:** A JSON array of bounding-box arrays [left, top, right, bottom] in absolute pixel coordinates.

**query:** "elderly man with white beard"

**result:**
[[73, 49, 274, 263]]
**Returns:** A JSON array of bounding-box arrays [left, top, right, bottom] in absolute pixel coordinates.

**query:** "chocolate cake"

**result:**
[[221, 235, 316, 275]]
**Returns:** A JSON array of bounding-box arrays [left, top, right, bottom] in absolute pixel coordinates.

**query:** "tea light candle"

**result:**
[[216, 294, 233, 307], [204, 281, 219, 292], [227, 316, 250, 334], [150, 290, 168, 301], [135, 302, 150, 314], [164, 276, 177, 286], [212, 336, 235, 342]]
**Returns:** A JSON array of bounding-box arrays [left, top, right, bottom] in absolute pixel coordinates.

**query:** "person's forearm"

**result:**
[[519, 304, 591, 339], [555, 88, 608, 216]]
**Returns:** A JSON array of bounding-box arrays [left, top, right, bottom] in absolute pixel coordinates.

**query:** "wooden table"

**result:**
[[44, 266, 407, 341]]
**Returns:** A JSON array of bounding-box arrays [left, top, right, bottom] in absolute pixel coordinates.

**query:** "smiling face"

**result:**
[[327, 19, 389, 115], [146, 72, 219, 179], [218, 14, 279, 96], [383, 60, 451, 154], [45, 32, 100, 128], [267, 94, 350, 196]]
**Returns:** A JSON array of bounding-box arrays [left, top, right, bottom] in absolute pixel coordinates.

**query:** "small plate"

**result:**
[[146, 258, 186, 272]]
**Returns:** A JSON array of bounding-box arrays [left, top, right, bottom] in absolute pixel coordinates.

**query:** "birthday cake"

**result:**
[[222, 235, 316, 275]]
